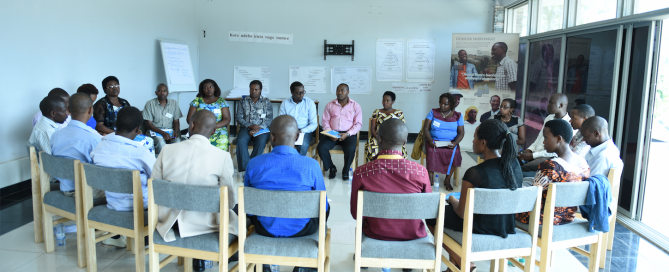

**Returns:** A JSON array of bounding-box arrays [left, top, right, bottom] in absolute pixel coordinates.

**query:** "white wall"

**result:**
[[196, 0, 494, 135], [0, 0, 199, 188]]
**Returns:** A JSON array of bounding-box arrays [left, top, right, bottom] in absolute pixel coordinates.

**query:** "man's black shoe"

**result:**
[[342, 172, 349, 181], [192, 259, 204, 272], [329, 167, 337, 179]]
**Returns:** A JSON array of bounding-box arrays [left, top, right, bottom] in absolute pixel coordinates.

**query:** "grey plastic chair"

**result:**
[[147, 178, 239, 272], [81, 163, 147, 272], [237, 186, 331, 272], [440, 186, 542, 272], [354, 191, 446, 272], [513, 182, 604, 272], [39, 151, 87, 268]]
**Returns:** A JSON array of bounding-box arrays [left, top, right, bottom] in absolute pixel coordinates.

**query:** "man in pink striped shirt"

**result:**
[[318, 83, 363, 180]]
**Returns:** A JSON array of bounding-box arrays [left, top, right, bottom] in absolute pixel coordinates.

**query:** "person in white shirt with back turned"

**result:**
[[518, 93, 575, 172], [580, 116, 624, 178]]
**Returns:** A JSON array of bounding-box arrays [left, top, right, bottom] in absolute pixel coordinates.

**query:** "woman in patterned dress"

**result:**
[[187, 79, 231, 151], [364, 91, 406, 162], [516, 119, 589, 225]]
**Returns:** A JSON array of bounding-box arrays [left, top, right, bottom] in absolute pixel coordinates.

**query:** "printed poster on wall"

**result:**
[[449, 33, 520, 151], [406, 39, 435, 82], [376, 39, 404, 81]]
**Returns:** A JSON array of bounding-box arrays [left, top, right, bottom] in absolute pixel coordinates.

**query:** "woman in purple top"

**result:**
[[422, 93, 464, 191]]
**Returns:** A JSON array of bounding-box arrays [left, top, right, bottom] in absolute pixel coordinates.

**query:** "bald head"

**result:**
[[377, 119, 408, 151], [189, 110, 217, 138], [548, 93, 569, 116], [270, 115, 299, 147], [68, 93, 93, 122], [581, 116, 610, 147]]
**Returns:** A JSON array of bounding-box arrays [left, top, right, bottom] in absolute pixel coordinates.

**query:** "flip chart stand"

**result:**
[[324, 40, 354, 61]]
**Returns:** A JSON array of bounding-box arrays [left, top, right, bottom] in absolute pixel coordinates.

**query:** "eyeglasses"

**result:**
[[106, 85, 119, 89]]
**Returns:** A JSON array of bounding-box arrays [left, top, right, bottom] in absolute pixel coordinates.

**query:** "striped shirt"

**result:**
[[142, 98, 183, 129], [29, 117, 61, 154]]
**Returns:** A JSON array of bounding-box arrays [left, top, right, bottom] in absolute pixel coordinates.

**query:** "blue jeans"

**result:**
[[236, 127, 270, 171], [295, 132, 313, 156]]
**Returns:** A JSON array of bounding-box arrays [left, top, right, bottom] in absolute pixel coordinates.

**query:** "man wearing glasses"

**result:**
[[278, 81, 318, 156]]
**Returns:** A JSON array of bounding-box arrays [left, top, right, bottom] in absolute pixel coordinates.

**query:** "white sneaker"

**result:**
[[102, 236, 127, 248]]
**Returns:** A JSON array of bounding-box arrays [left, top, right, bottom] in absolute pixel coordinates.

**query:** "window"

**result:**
[[574, 0, 617, 26], [635, 1, 669, 14], [537, 0, 565, 33], [510, 4, 529, 37]]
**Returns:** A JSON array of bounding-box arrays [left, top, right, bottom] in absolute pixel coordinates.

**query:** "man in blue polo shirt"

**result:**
[[244, 115, 329, 272], [278, 81, 318, 156]]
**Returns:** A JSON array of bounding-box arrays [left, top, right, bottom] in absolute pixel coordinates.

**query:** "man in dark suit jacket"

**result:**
[[479, 95, 500, 122]]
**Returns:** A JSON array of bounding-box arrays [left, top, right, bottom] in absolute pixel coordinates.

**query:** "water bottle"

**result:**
[[348, 168, 353, 184], [382, 268, 391, 272], [270, 264, 280, 272], [434, 175, 440, 191], [204, 260, 213, 268], [55, 223, 66, 246]]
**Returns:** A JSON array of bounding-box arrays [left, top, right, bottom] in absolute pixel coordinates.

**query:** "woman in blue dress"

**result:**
[[422, 93, 464, 191]]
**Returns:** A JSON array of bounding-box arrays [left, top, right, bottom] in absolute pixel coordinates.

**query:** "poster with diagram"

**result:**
[[376, 39, 404, 81], [406, 39, 435, 82], [288, 66, 327, 93], [331, 66, 372, 94], [234, 66, 271, 94]]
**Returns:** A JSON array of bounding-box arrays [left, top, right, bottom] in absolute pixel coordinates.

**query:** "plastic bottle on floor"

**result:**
[[55, 223, 66, 246], [348, 168, 353, 184], [382, 268, 391, 272], [434, 175, 440, 191], [204, 260, 213, 268], [270, 264, 280, 272]]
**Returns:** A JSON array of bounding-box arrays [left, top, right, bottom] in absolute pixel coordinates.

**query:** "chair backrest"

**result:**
[[608, 168, 621, 200], [41, 152, 77, 181], [553, 182, 590, 207], [151, 179, 221, 213], [472, 187, 540, 215], [243, 187, 322, 218], [361, 191, 442, 219], [82, 163, 136, 194]]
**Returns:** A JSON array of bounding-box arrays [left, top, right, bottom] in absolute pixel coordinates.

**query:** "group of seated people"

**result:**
[[28, 73, 624, 271]]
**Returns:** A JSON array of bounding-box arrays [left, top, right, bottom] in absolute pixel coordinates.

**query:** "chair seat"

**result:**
[[244, 230, 321, 259], [516, 218, 594, 242], [361, 233, 436, 260], [44, 191, 76, 214], [88, 206, 148, 230], [444, 228, 532, 253], [153, 230, 237, 252]]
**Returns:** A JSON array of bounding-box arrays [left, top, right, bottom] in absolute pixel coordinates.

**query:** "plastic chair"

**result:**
[[237, 187, 331, 272], [354, 191, 446, 272], [147, 179, 239, 272]]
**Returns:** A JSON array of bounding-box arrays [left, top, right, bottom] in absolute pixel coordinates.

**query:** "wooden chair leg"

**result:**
[[490, 259, 499, 272], [255, 263, 263, 272], [148, 246, 160, 272], [184, 257, 193, 272], [127, 237, 133, 252], [32, 186, 43, 243], [607, 219, 615, 250], [42, 210, 55, 253], [85, 226, 98, 272], [76, 220, 87, 268], [178, 256, 184, 266], [135, 235, 146, 272], [599, 233, 608, 269], [539, 248, 552, 272], [588, 234, 603, 272]]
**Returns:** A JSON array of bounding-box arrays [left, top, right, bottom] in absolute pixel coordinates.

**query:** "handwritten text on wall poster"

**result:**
[[163, 43, 195, 85], [391, 82, 432, 93], [234, 66, 271, 94], [229, 31, 293, 45]]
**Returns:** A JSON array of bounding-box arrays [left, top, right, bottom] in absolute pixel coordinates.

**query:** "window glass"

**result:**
[[635, 1, 669, 14], [537, 0, 564, 33], [575, 0, 617, 26], [523, 38, 562, 148], [563, 30, 618, 120], [511, 4, 529, 37]]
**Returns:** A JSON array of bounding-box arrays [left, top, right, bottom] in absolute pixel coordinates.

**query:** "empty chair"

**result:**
[[81, 163, 148, 272], [353, 191, 446, 272], [237, 187, 331, 272], [512, 182, 604, 272], [147, 179, 239, 272]]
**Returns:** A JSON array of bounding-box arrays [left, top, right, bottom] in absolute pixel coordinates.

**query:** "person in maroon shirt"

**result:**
[[350, 118, 432, 241]]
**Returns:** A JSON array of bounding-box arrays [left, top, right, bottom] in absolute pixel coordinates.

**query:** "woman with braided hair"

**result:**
[[427, 119, 522, 272]]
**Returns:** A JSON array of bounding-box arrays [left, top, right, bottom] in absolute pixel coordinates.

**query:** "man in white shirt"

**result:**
[[152, 110, 237, 271], [569, 104, 595, 157], [581, 116, 623, 178], [29, 95, 69, 154], [279, 81, 318, 156], [518, 93, 575, 172], [32, 88, 71, 129]]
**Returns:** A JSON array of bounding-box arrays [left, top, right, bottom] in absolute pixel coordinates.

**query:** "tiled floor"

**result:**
[[1, 142, 667, 271]]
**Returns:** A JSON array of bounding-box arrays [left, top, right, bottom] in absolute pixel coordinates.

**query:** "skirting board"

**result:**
[[0, 157, 31, 189]]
